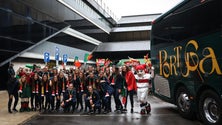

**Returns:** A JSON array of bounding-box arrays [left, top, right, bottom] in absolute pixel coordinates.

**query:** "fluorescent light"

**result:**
[[63, 27, 102, 45]]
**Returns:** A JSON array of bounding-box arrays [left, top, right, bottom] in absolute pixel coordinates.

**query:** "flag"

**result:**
[[96, 58, 105, 66], [84, 53, 93, 62], [74, 56, 81, 68], [87, 54, 93, 60], [104, 58, 111, 67], [144, 53, 152, 67], [61, 62, 66, 70]]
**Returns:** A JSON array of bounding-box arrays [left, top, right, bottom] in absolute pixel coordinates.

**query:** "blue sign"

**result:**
[[44, 52, 50, 62], [55, 47, 59, 60], [63, 54, 68, 63]]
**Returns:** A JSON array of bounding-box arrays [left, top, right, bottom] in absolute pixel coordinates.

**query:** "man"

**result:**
[[85, 72, 97, 90], [7, 63, 18, 113], [61, 83, 77, 113], [98, 71, 114, 114], [85, 85, 101, 114]]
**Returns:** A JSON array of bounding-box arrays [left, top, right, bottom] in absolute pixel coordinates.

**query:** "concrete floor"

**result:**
[[22, 96, 203, 125]]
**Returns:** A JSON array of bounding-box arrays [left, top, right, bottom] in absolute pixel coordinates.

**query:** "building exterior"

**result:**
[[0, 0, 160, 89]]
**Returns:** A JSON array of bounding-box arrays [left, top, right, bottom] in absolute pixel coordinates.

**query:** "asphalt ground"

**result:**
[[22, 94, 203, 125]]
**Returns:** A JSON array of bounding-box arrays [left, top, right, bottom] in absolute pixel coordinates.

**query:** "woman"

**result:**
[[111, 66, 125, 113], [30, 73, 41, 111], [40, 74, 50, 111], [56, 71, 67, 111], [76, 71, 86, 111], [122, 65, 137, 113], [18, 74, 31, 112], [50, 75, 59, 111]]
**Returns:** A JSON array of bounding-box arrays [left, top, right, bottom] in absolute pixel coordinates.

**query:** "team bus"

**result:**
[[151, 0, 221, 125]]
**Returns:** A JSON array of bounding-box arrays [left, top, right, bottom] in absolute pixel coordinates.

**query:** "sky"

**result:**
[[103, 0, 183, 18]]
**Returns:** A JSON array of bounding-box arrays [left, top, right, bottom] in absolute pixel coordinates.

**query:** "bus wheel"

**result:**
[[199, 90, 222, 125], [176, 87, 195, 119]]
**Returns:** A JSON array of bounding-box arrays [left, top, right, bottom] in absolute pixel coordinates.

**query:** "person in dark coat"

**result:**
[[85, 85, 101, 114], [7, 75, 19, 113], [85, 72, 98, 90], [8, 63, 15, 79], [98, 71, 114, 114], [61, 83, 77, 113], [110, 66, 125, 112]]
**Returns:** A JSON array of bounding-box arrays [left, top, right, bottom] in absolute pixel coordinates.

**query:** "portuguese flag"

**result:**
[[84, 53, 93, 62], [74, 56, 81, 68]]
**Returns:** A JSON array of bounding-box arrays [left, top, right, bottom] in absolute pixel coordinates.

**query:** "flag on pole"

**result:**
[[74, 56, 81, 68], [61, 62, 66, 70], [84, 53, 93, 62]]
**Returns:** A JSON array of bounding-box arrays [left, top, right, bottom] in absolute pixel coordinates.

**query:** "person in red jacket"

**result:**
[[122, 65, 137, 113]]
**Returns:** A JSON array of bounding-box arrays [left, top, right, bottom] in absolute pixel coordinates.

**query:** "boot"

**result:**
[[8, 106, 12, 113], [56, 100, 60, 111], [8, 99, 12, 113], [20, 102, 25, 112], [26, 102, 31, 112], [130, 108, 134, 113]]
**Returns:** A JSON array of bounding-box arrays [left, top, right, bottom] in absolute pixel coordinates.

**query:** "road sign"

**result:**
[[55, 47, 59, 61], [44, 52, 50, 63], [63, 54, 68, 63]]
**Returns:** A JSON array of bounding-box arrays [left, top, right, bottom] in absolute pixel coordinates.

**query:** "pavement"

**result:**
[[23, 94, 203, 125], [0, 91, 38, 125], [0, 90, 203, 125]]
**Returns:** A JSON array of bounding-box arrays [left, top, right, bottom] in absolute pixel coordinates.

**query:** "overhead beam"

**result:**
[[0, 26, 70, 67]]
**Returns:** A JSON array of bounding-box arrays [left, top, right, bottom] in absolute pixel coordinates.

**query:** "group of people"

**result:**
[[7, 63, 154, 115]]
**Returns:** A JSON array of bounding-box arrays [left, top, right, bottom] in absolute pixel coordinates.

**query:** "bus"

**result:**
[[150, 0, 221, 125]]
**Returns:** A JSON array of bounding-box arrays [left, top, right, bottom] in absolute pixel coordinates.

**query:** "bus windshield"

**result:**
[[151, 0, 221, 45]]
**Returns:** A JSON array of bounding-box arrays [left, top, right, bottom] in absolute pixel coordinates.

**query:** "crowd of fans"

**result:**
[[7, 63, 146, 114]]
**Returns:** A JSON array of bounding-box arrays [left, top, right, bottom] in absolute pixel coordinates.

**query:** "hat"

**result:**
[[20, 73, 26, 78], [135, 64, 146, 71]]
